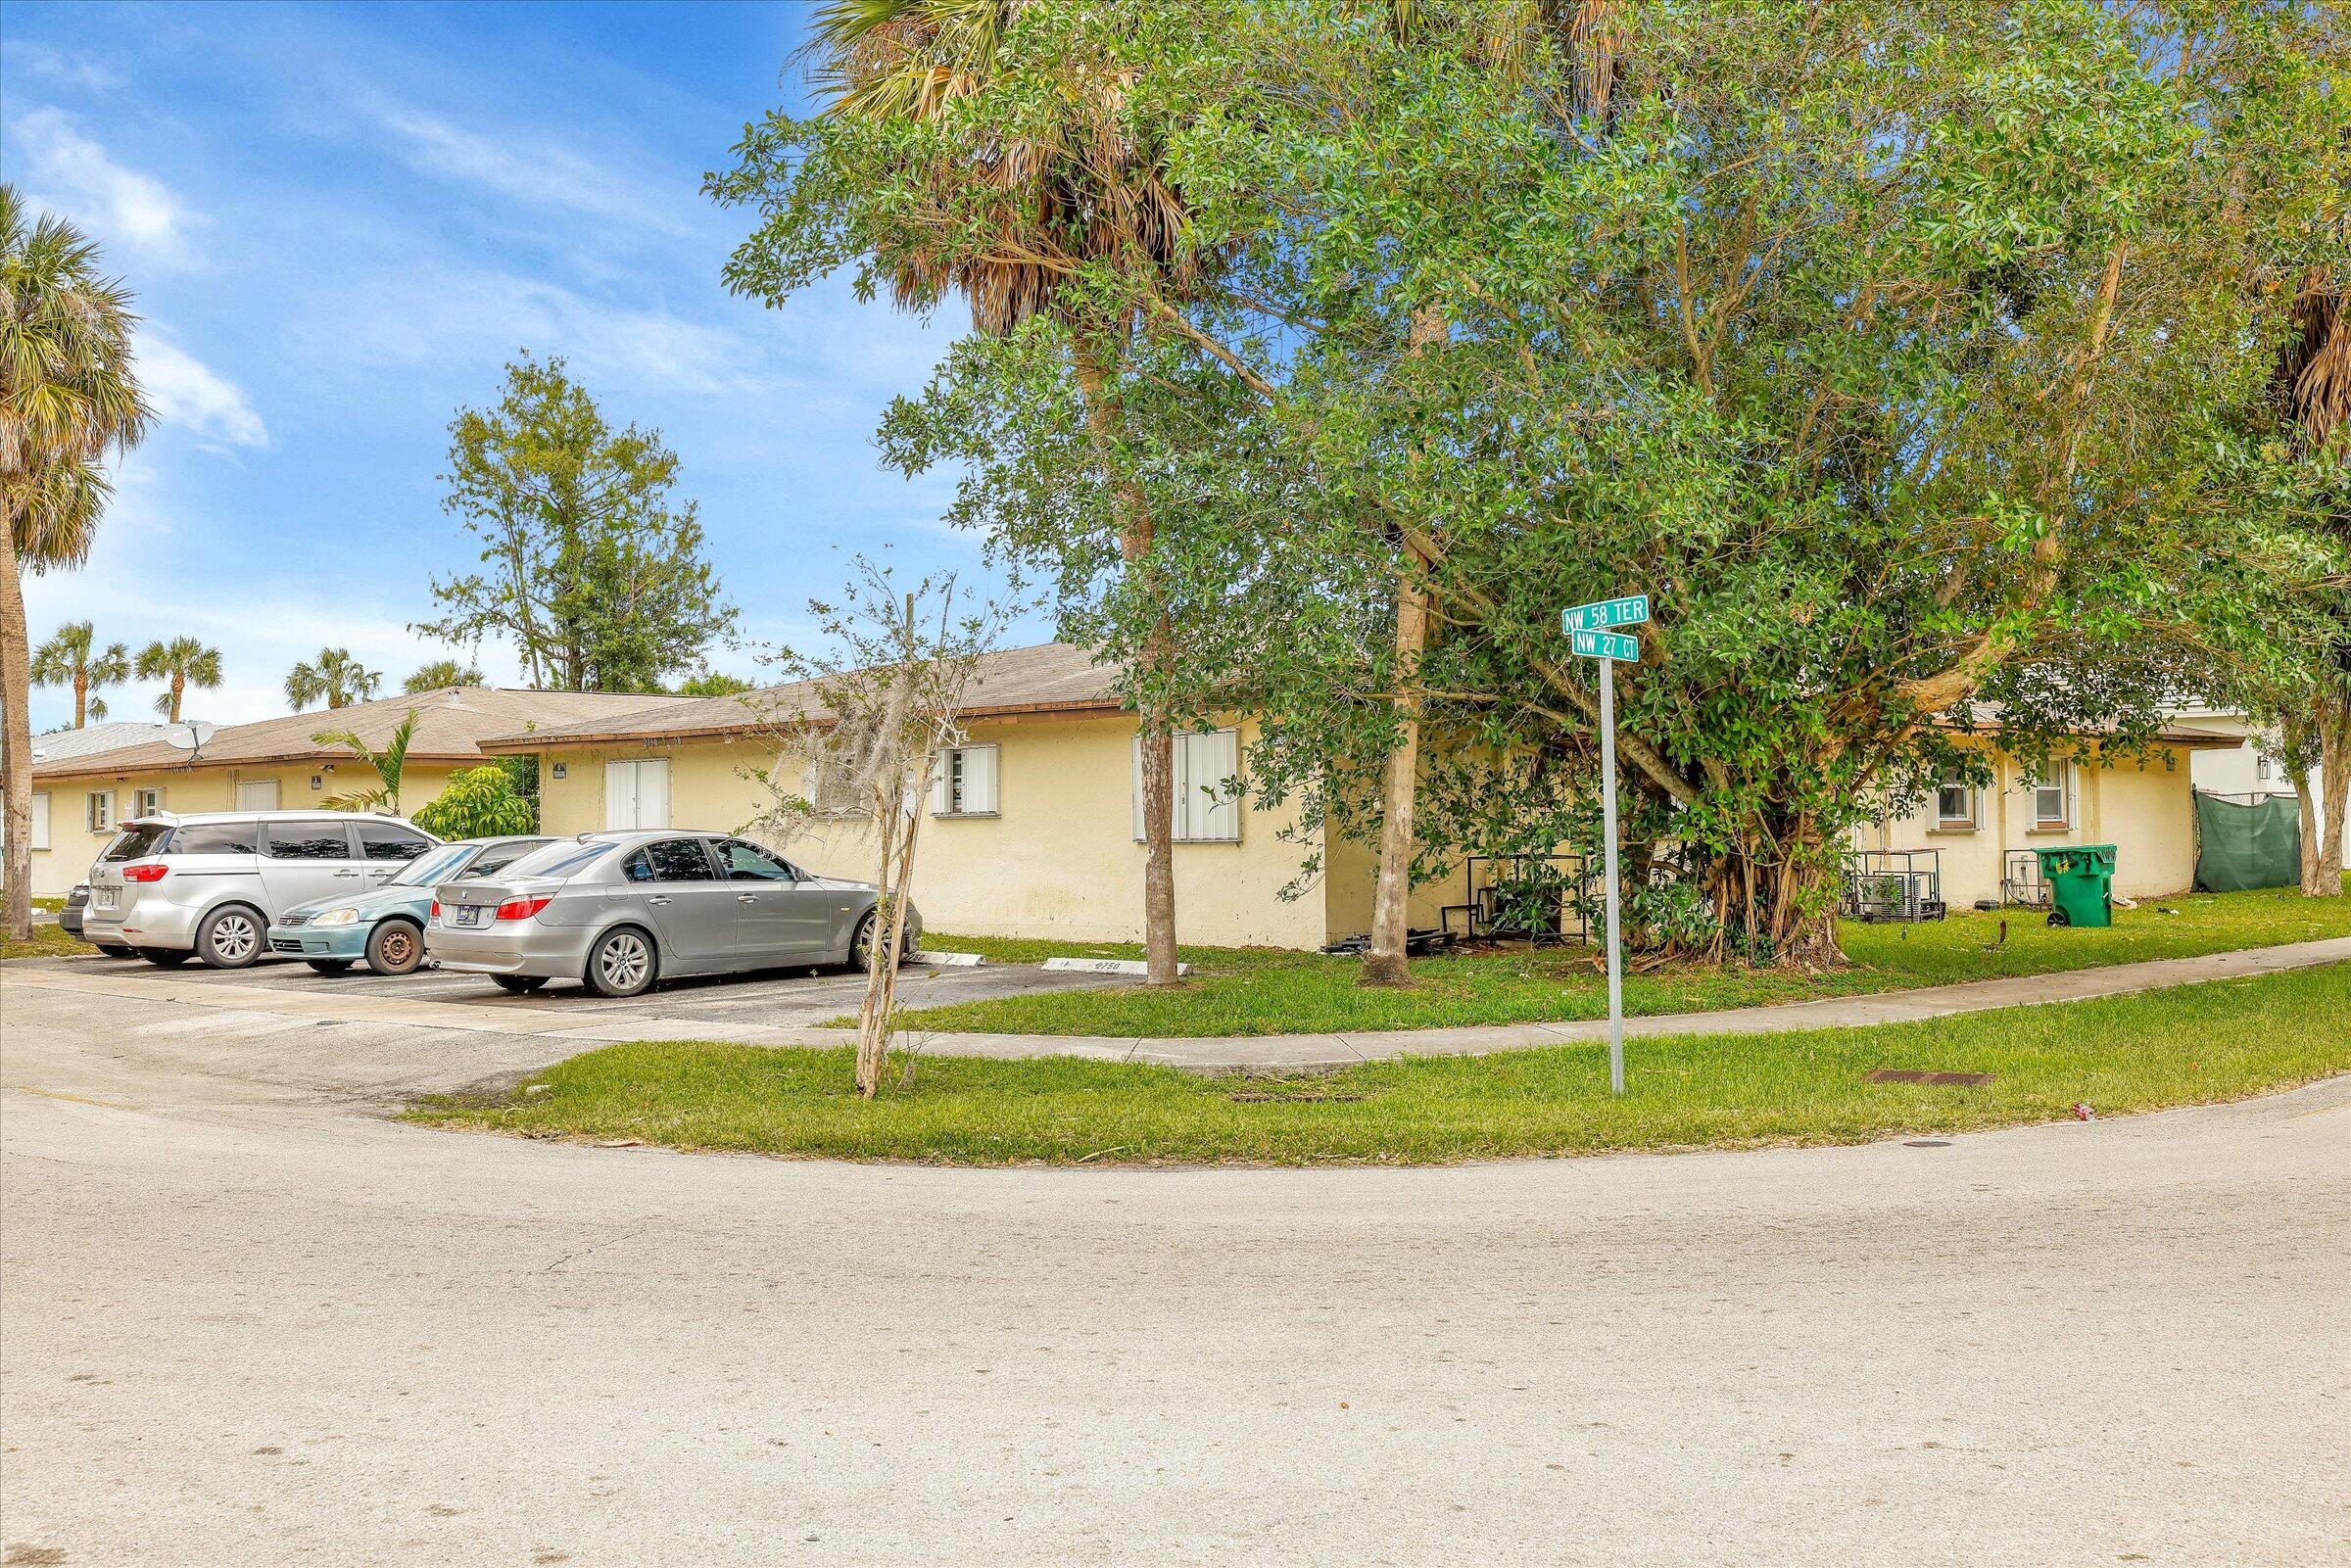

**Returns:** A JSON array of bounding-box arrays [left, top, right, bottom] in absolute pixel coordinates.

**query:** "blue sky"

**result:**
[[3, 0, 1023, 732]]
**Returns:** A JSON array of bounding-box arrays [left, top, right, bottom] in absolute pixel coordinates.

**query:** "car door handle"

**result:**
[[737, 893, 758, 903], [332, 869, 360, 878], [648, 895, 673, 906]]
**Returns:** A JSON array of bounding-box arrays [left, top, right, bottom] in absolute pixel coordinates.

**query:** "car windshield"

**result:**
[[481, 839, 613, 882], [390, 845, 475, 887]]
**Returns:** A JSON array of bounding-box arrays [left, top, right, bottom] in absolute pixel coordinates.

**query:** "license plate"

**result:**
[[452, 905, 485, 927], [94, 888, 118, 912]]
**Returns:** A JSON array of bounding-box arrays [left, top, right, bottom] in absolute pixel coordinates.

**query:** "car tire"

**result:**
[[583, 926, 658, 999], [140, 949, 192, 968], [851, 911, 911, 973], [195, 904, 266, 970], [364, 919, 425, 976], [307, 959, 355, 975], [94, 943, 135, 959], [491, 974, 549, 994]]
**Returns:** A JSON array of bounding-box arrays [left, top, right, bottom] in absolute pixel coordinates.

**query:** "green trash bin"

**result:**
[[2033, 844, 2116, 928]]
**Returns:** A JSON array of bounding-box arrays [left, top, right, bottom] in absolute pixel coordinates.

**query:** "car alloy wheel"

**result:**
[[201, 907, 263, 969], [589, 929, 655, 997]]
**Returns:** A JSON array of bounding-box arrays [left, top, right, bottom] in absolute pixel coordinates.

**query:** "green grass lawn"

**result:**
[[408, 963, 2351, 1166], [891, 882, 2351, 1037], [0, 923, 89, 961]]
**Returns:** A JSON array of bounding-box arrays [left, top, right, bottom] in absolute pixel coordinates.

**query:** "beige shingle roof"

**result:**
[[475, 642, 1125, 751], [29, 687, 697, 782]]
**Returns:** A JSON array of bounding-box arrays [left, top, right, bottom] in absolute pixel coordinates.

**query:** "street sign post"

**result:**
[[1563, 594, 1647, 1096]]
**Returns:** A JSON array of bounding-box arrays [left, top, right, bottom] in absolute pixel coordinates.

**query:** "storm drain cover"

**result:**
[[1866, 1069, 1993, 1086]]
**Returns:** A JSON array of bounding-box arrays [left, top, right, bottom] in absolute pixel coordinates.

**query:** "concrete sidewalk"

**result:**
[[9, 935, 2344, 1073]]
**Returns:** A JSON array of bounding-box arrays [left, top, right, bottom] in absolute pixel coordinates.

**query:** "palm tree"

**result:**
[[797, 0, 1200, 984], [313, 710, 417, 813], [0, 184, 150, 939], [285, 647, 380, 711], [2278, 264, 2349, 896], [135, 635, 222, 722], [30, 620, 129, 727], [403, 657, 482, 693]]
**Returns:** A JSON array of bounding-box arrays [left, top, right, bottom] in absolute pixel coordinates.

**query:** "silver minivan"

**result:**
[[81, 811, 442, 969]]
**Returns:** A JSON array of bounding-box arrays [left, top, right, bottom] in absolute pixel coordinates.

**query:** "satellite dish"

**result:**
[[168, 721, 217, 760]]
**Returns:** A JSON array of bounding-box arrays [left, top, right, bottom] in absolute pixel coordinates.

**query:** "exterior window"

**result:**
[[29, 792, 49, 852], [2031, 760, 2073, 830], [1133, 729, 1242, 844], [603, 759, 671, 830], [236, 779, 281, 811], [932, 745, 999, 817], [801, 750, 863, 818], [1934, 776, 1977, 831], [134, 787, 166, 817], [85, 790, 115, 833]]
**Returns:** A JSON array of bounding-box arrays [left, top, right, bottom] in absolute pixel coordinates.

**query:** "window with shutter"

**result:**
[[933, 744, 1000, 816], [1133, 730, 1242, 843], [29, 792, 50, 852], [2030, 759, 2073, 829]]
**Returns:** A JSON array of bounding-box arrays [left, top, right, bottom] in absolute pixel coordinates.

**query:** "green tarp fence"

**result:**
[[2193, 791, 2301, 892]]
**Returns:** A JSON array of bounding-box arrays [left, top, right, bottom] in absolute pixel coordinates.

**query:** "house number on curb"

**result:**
[[1561, 594, 1649, 1095]]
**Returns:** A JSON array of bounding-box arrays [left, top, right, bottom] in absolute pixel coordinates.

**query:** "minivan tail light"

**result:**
[[495, 896, 552, 922], [429, 900, 441, 919], [120, 863, 169, 883]]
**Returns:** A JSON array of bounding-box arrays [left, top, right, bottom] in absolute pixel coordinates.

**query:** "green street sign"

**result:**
[[1571, 629, 1640, 661], [1562, 594, 1651, 634]]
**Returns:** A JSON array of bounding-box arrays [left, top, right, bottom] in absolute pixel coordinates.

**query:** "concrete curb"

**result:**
[[8, 935, 2344, 1074]]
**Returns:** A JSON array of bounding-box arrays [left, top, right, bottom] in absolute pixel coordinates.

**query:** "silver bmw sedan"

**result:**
[[423, 830, 917, 998]]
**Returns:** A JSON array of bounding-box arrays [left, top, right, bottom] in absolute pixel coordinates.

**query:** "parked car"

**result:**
[[425, 830, 915, 999], [60, 882, 132, 957], [79, 811, 443, 970], [267, 835, 553, 975]]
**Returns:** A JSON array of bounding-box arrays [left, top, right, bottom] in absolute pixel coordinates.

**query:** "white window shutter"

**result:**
[[1197, 730, 1240, 841], [29, 792, 50, 852], [604, 762, 634, 830], [640, 759, 671, 829], [967, 745, 998, 815], [932, 753, 953, 816], [1132, 735, 1146, 841]]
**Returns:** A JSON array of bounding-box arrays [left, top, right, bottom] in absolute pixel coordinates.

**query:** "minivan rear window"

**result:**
[[101, 825, 172, 862], [172, 822, 259, 855]]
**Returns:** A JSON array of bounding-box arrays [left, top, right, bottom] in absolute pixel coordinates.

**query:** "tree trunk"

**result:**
[[1361, 552, 1426, 988], [1708, 828, 1848, 970], [0, 521, 35, 941], [166, 675, 183, 723], [72, 674, 87, 729], [2314, 691, 2350, 897], [1072, 337, 1181, 986]]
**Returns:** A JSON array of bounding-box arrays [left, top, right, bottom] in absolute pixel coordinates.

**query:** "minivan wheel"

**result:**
[[195, 905, 265, 970], [584, 927, 658, 999], [365, 919, 425, 976]]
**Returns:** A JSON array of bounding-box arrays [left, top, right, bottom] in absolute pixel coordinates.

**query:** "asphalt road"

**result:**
[[2, 976, 2345, 1567]]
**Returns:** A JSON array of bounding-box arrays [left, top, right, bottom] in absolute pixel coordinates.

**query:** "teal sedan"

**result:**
[[267, 835, 553, 975]]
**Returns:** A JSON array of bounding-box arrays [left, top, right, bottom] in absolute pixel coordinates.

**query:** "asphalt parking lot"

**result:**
[[26, 947, 1121, 1029]]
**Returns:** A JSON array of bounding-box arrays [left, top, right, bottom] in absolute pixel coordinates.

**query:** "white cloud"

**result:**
[[10, 44, 126, 93], [360, 92, 695, 237], [139, 336, 268, 451], [8, 107, 200, 266]]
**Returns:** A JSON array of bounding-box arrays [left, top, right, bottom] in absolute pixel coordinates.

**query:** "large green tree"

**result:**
[[811, 0, 2346, 967], [30, 620, 128, 727], [136, 635, 221, 722], [285, 647, 380, 711], [0, 185, 149, 939], [415, 355, 736, 694], [404, 657, 483, 693]]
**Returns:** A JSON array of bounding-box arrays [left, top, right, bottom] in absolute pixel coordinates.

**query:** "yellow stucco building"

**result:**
[[22, 686, 689, 898]]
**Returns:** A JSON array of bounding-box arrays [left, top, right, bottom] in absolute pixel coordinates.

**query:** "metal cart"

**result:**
[[1842, 848, 1948, 923]]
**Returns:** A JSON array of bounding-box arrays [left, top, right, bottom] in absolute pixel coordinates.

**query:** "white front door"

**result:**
[[237, 780, 281, 811], [603, 759, 671, 830]]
